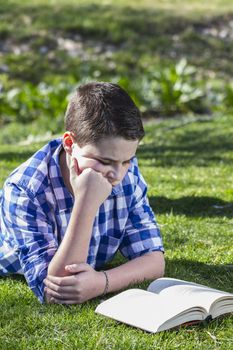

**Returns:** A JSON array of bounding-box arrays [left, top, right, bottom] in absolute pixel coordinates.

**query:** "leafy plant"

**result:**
[[0, 79, 75, 130], [146, 59, 206, 116]]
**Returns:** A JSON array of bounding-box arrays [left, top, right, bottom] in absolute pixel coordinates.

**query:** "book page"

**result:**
[[210, 297, 233, 318], [148, 278, 205, 294], [148, 278, 232, 313], [95, 288, 207, 333]]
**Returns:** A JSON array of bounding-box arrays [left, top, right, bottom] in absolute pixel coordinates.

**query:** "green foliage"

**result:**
[[0, 78, 75, 131], [0, 0, 233, 134], [0, 0, 233, 141], [1, 66, 233, 143], [145, 59, 206, 115]]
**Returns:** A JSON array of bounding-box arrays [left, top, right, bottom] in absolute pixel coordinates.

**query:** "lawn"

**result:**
[[0, 0, 233, 348], [0, 114, 233, 350]]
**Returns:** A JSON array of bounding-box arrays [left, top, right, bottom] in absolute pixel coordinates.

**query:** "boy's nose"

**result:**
[[107, 167, 122, 183]]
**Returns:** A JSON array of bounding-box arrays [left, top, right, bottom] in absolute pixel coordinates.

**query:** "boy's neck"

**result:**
[[59, 148, 74, 196]]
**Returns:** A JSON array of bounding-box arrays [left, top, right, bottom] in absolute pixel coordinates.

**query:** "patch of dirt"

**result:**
[[196, 14, 233, 40]]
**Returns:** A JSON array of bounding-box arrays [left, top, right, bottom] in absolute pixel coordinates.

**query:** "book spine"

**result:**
[[205, 315, 213, 323]]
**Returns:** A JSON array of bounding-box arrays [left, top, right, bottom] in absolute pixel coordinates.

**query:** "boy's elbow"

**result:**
[[150, 250, 165, 279], [157, 254, 165, 278], [158, 261, 165, 278]]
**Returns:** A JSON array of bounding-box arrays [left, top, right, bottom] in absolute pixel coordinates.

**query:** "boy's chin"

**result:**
[[111, 181, 120, 187]]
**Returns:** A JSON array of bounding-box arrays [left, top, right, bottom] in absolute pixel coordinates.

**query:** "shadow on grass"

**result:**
[[1, 258, 232, 295], [0, 150, 36, 162], [138, 124, 233, 167], [165, 258, 233, 293], [150, 196, 233, 218]]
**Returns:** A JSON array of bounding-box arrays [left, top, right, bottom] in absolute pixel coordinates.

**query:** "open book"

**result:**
[[95, 277, 233, 333]]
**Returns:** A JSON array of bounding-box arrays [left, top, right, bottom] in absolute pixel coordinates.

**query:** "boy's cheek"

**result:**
[[111, 167, 129, 186], [75, 157, 103, 173], [120, 168, 130, 182]]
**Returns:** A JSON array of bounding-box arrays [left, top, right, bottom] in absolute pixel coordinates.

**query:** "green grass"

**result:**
[[0, 0, 233, 347], [1, 0, 233, 143], [1, 0, 233, 84], [0, 114, 233, 349]]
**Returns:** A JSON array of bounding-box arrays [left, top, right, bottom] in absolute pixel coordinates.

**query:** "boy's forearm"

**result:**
[[44, 251, 165, 305], [48, 195, 98, 276], [104, 251, 165, 294]]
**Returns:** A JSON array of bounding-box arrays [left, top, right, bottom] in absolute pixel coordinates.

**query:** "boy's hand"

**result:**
[[44, 263, 106, 304], [69, 157, 112, 206]]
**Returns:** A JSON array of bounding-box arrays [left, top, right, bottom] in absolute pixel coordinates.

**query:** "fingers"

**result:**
[[44, 278, 75, 294], [44, 265, 92, 301], [45, 274, 76, 286], [45, 284, 83, 305], [49, 297, 80, 305], [65, 263, 92, 274], [70, 157, 81, 176], [44, 276, 82, 304], [45, 287, 74, 301]]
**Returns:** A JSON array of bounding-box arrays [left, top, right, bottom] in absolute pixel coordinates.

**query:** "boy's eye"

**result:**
[[97, 158, 132, 166], [99, 160, 110, 165], [123, 161, 130, 165]]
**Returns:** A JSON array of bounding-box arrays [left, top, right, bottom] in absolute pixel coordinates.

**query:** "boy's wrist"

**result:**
[[73, 191, 100, 216], [73, 186, 107, 211], [96, 270, 109, 297], [100, 270, 109, 296]]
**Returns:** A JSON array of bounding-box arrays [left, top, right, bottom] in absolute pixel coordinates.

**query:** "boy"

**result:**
[[0, 82, 164, 304]]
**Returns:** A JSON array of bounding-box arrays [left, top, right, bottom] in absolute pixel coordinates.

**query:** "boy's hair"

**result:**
[[64, 82, 145, 146]]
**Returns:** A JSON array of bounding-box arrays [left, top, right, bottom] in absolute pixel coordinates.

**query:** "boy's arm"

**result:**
[[99, 251, 165, 293], [47, 189, 97, 277], [47, 163, 112, 277], [44, 251, 164, 304]]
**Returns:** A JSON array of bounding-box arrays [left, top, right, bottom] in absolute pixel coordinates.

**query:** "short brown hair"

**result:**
[[64, 82, 144, 146]]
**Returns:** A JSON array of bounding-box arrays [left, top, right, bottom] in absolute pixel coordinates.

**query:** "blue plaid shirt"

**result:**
[[0, 138, 163, 303]]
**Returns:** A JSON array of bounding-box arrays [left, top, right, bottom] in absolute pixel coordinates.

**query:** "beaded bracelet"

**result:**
[[101, 270, 109, 296]]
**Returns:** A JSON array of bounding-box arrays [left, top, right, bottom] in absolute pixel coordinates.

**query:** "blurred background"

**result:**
[[0, 0, 233, 144]]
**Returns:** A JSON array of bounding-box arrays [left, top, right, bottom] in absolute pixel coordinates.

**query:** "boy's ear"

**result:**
[[62, 132, 75, 155]]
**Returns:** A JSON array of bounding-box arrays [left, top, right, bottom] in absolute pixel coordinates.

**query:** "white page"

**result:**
[[210, 298, 233, 318], [148, 278, 232, 313], [96, 288, 206, 333], [148, 278, 206, 294]]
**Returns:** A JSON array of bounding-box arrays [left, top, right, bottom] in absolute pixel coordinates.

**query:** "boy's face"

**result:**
[[71, 137, 139, 186]]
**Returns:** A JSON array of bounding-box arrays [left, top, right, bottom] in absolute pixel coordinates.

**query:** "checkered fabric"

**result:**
[[0, 139, 163, 303]]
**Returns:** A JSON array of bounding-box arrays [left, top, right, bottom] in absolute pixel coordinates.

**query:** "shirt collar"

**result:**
[[111, 183, 124, 196], [48, 139, 74, 211]]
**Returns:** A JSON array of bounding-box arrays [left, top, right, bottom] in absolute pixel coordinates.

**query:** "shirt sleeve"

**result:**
[[119, 168, 164, 260], [1, 183, 58, 303]]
